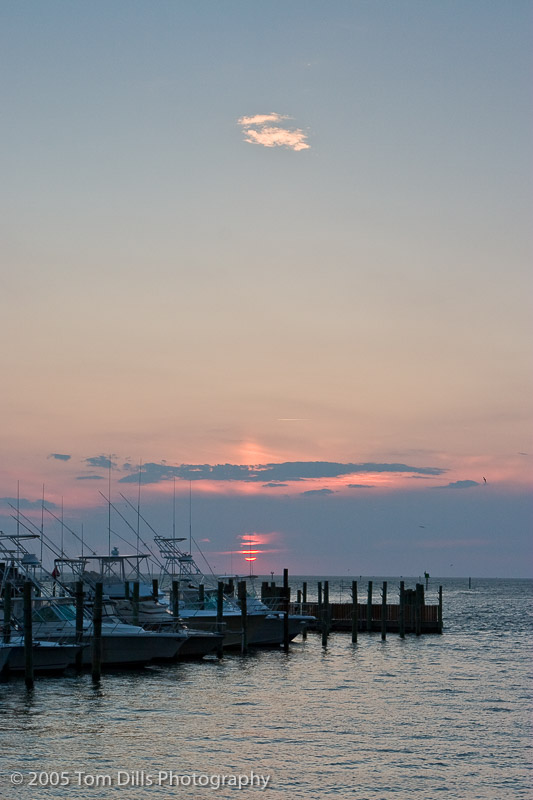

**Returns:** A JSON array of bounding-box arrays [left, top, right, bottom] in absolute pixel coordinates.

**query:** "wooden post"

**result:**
[[152, 578, 159, 600], [297, 589, 302, 604], [321, 580, 329, 647], [283, 568, 289, 653], [302, 581, 308, 640], [216, 581, 224, 657], [399, 581, 405, 639], [216, 581, 224, 627], [366, 581, 373, 632], [124, 581, 130, 599], [317, 581, 323, 618], [3, 581, 12, 643], [172, 580, 179, 617], [91, 582, 103, 682], [351, 580, 358, 643], [237, 581, 248, 655], [198, 583, 205, 610], [415, 583, 422, 636], [468, 577, 471, 590], [381, 581, 387, 641], [75, 580, 85, 671], [438, 585, 443, 634], [23, 581, 34, 689], [132, 581, 140, 626]]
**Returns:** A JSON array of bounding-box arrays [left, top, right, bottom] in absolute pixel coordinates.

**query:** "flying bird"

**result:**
[[483, 477, 487, 484]]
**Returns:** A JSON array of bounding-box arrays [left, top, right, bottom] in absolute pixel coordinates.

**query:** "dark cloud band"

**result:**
[[118, 460, 446, 486]]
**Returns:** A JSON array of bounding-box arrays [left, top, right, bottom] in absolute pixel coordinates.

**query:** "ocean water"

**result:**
[[1, 578, 531, 800]]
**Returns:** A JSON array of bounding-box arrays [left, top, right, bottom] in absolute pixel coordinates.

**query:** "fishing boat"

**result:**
[[15, 596, 186, 666], [65, 552, 224, 659], [155, 536, 313, 647], [0, 637, 80, 675], [0, 534, 187, 667]]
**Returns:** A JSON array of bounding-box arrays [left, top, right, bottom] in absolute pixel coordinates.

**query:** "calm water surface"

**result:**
[[1, 578, 531, 799]]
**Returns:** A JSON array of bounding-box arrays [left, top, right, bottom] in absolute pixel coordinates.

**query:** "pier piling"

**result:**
[[367, 581, 373, 632], [321, 581, 330, 647], [351, 580, 358, 643], [171, 580, 179, 618], [381, 582, 387, 641], [283, 568, 290, 653], [237, 581, 248, 655], [216, 581, 224, 657], [415, 583, 423, 636], [302, 581, 308, 640], [3, 581, 12, 644], [75, 580, 85, 671], [23, 581, 34, 690], [132, 581, 140, 626], [399, 581, 405, 639], [91, 582, 103, 682]]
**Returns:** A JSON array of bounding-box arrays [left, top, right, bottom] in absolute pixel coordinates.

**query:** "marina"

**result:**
[[1, 528, 446, 683], [0, 577, 530, 800]]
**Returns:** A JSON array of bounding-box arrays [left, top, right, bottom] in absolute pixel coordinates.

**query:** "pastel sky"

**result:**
[[1, 2, 531, 577]]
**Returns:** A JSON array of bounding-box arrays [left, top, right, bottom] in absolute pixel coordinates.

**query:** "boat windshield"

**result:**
[[32, 603, 76, 623]]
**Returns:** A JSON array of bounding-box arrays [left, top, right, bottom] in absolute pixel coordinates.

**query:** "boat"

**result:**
[[18, 596, 186, 666], [66, 553, 224, 659], [0, 534, 187, 667], [0, 637, 80, 675], [154, 536, 314, 647]]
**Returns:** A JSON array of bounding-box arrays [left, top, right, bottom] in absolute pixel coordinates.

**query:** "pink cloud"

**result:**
[[242, 126, 310, 151], [238, 112, 310, 151], [237, 113, 287, 126]]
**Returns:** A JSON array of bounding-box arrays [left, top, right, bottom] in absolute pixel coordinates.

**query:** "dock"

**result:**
[[261, 579, 443, 635]]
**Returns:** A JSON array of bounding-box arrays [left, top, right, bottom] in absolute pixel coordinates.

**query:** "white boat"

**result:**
[[16, 598, 187, 666], [1, 534, 188, 667], [66, 553, 224, 659], [0, 637, 80, 675]]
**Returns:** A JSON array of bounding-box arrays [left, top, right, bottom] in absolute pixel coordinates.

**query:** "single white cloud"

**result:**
[[238, 112, 287, 127], [238, 112, 310, 151], [242, 125, 310, 151]]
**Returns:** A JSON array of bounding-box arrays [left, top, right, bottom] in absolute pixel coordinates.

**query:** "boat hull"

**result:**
[[30, 624, 184, 667], [1, 641, 80, 674]]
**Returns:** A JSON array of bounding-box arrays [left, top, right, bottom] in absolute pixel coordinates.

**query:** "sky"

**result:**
[[1, 1, 531, 577]]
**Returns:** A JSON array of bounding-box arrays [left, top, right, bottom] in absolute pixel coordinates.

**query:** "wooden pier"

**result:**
[[261, 580, 443, 635], [291, 600, 440, 634]]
